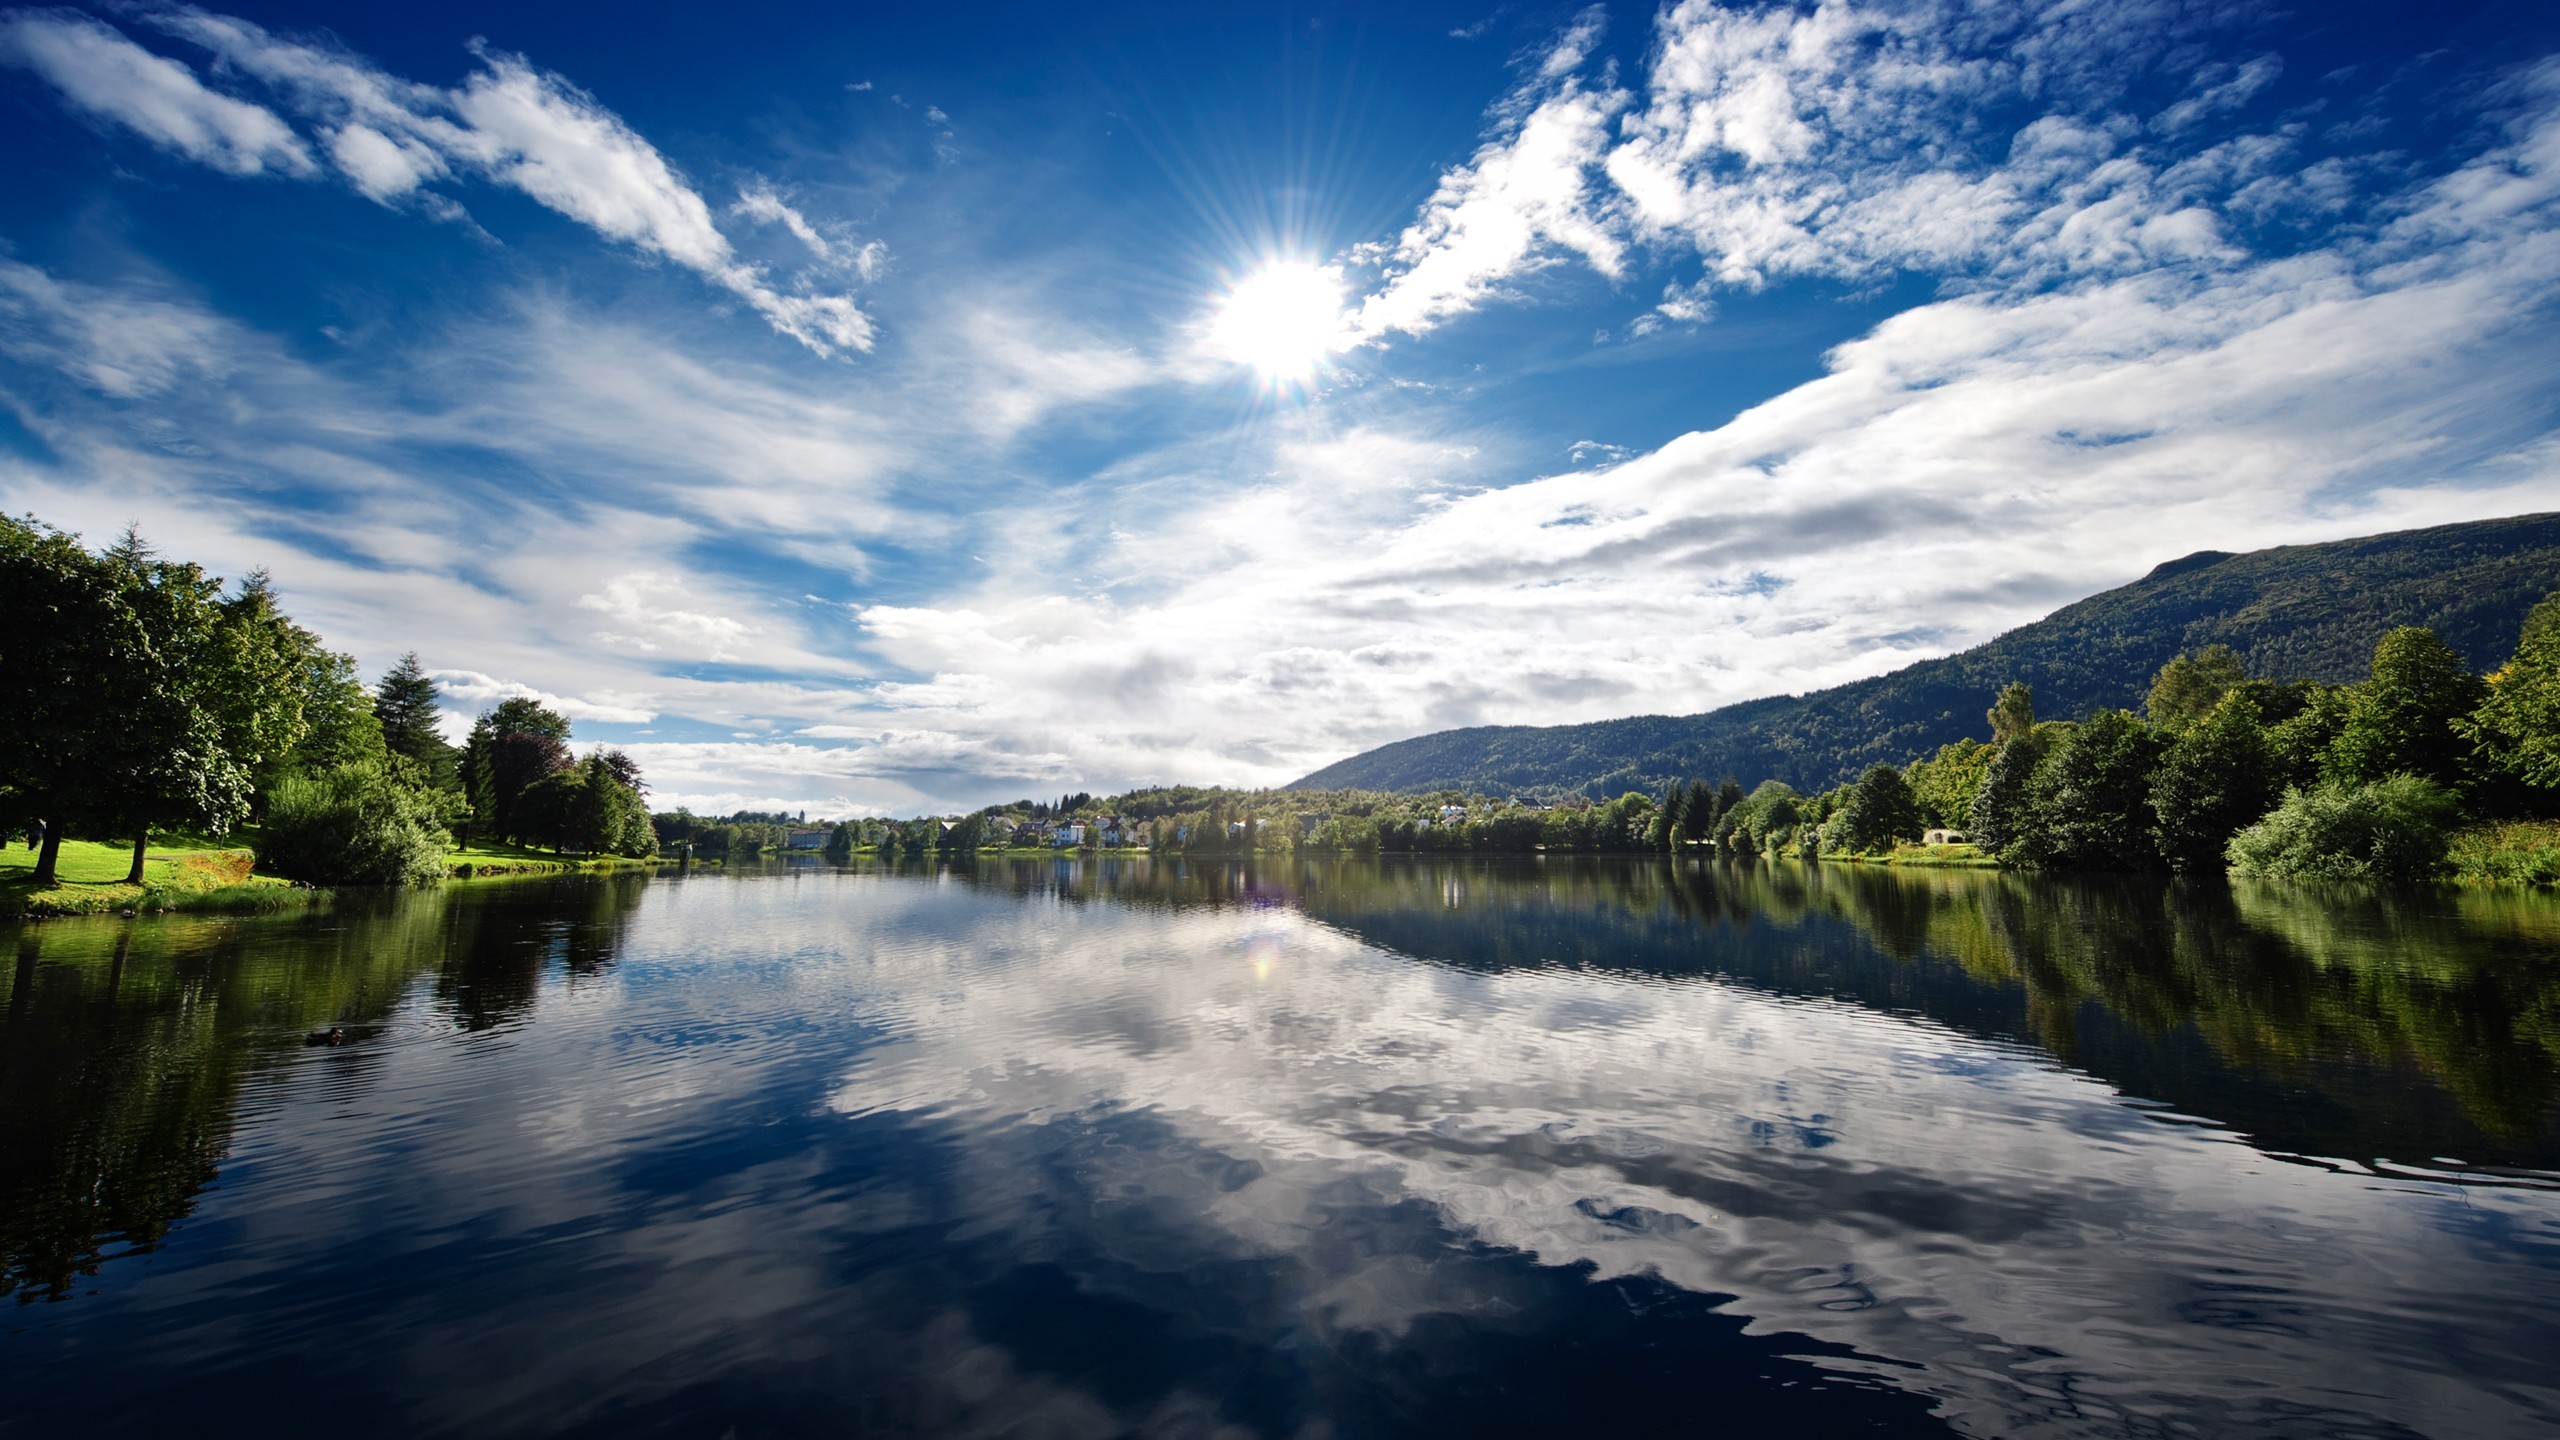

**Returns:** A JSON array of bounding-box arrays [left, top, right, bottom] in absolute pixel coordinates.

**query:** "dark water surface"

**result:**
[[4, 858, 2558, 1438]]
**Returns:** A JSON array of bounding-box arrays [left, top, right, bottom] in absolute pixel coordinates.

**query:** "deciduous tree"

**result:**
[[2145, 645, 2247, 733], [2327, 627, 2486, 790], [2012, 709, 2165, 871]]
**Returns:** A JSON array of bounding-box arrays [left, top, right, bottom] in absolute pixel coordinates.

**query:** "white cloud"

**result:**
[[576, 573, 758, 660], [0, 10, 313, 176], [431, 670, 657, 725], [5, 8, 2558, 816], [1346, 10, 1627, 343], [72, 7, 883, 355], [0, 258, 234, 397], [1352, 0, 2287, 339], [820, 73, 2560, 799], [732, 183, 885, 279]]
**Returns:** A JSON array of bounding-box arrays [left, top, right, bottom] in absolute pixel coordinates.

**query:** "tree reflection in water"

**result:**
[[2, 857, 2552, 1319], [930, 854, 2560, 1172], [0, 874, 651, 1303]]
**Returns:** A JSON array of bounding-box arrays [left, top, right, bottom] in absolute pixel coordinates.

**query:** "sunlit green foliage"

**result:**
[[256, 761, 451, 885], [1824, 765, 1924, 855], [2011, 710, 2167, 871], [2145, 644, 2247, 732], [1904, 739, 1991, 829], [2225, 776, 2461, 883], [2461, 592, 2560, 800], [2327, 627, 2487, 790]]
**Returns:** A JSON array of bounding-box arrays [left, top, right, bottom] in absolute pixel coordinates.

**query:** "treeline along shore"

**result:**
[[2, 514, 661, 913], [8, 512, 2559, 912], [786, 599, 2560, 888]]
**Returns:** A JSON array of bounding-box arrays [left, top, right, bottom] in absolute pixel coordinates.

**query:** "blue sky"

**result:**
[[5, 1, 2560, 814]]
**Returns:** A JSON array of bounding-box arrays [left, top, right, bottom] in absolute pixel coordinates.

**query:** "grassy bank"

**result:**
[[446, 840, 676, 879], [0, 836, 324, 918], [1827, 842, 2003, 869], [2447, 820, 2560, 887]]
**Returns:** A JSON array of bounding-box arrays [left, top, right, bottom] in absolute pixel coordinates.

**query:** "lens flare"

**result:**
[[1210, 261, 1345, 381]]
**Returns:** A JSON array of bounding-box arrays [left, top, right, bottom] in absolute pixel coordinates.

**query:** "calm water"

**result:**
[[4, 858, 2558, 1438]]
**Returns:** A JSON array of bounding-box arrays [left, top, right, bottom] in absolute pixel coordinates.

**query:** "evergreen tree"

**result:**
[[1655, 782, 1687, 850], [2327, 627, 2487, 789], [375, 652, 457, 787], [2012, 709, 2166, 871], [2149, 693, 2278, 872], [1679, 779, 1718, 843], [1716, 775, 1745, 815]]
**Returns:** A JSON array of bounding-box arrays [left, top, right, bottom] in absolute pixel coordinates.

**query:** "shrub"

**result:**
[[255, 762, 450, 885], [2445, 820, 2560, 887], [2225, 775, 2459, 883]]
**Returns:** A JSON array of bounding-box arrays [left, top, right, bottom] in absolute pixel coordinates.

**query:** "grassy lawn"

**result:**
[[0, 835, 311, 917]]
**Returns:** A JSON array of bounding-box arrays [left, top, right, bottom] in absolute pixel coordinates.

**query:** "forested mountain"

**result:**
[[1291, 512, 2560, 799]]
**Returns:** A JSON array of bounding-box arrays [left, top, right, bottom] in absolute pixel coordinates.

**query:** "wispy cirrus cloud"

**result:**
[[2, 6, 878, 355], [0, 9, 311, 176]]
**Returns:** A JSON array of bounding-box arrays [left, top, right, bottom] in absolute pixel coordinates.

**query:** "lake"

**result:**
[[4, 857, 2557, 1438]]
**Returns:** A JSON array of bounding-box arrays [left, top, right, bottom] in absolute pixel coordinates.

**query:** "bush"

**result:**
[[2224, 775, 2459, 883], [256, 763, 450, 885], [2445, 820, 2560, 886]]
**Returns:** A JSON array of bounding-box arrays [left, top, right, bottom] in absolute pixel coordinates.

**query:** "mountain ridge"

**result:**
[[1289, 512, 2560, 799]]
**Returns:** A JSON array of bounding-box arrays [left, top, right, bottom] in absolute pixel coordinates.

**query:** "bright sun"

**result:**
[[1210, 261, 1345, 381]]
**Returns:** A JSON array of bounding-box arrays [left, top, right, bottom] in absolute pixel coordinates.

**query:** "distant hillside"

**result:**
[[1291, 512, 2560, 799]]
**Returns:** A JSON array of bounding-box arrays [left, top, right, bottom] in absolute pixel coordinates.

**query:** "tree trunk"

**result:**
[[31, 825, 62, 888], [126, 831, 148, 886]]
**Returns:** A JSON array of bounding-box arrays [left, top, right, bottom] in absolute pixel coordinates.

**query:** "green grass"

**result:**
[[0, 836, 321, 917], [1841, 842, 2003, 868], [2447, 820, 2560, 887], [445, 839, 671, 878]]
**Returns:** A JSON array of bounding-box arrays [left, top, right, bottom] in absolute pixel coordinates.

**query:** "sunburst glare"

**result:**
[[1209, 261, 1346, 382]]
